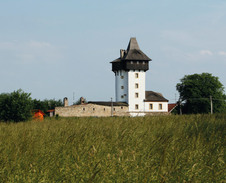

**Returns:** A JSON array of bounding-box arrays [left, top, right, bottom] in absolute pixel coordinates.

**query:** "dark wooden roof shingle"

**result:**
[[145, 91, 168, 102]]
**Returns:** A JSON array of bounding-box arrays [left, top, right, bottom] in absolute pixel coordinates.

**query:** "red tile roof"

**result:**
[[168, 103, 177, 113]]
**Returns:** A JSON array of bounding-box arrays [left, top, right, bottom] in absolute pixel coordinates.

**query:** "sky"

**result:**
[[0, 0, 226, 104]]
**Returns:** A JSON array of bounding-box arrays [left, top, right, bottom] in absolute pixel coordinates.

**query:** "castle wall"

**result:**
[[55, 103, 129, 117]]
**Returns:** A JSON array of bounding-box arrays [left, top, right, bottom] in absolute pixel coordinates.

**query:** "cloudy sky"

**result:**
[[0, 0, 225, 104]]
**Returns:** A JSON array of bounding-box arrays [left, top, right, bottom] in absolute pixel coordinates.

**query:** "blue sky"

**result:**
[[0, 0, 226, 104]]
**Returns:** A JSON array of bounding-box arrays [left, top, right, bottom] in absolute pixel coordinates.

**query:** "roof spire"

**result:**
[[127, 37, 140, 50]]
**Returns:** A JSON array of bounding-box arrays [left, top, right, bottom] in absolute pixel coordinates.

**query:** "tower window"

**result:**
[[135, 93, 139, 98], [135, 73, 139, 78], [121, 95, 124, 99], [135, 83, 139, 88], [135, 104, 139, 110], [149, 104, 153, 110], [124, 94, 127, 96], [121, 76, 124, 79], [121, 86, 124, 89], [159, 104, 163, 110]]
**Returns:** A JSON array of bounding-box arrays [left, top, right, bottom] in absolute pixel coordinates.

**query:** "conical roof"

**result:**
[[111, 37, 151, 72], [111, 37, 151, 62], [126, 37, 140, 50], [124, 37, 151, 61]]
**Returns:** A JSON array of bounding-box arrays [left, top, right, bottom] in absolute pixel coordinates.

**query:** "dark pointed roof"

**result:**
[[144, 91, 168, 102], [111, 37, 151, 62], [123, 37, 151, 61]]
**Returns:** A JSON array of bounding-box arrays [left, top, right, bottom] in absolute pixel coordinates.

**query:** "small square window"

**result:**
[[93, 108, 95, 111], [104, 108, 106, 111], [113, 108, 115, 111], [124, 94, 127, 96], [159, 104, 162, 110], [135, 93, 139, 98], [149, 104, 153, 110], [135, 83, 139, 88], [83, 108, 85, 111], [121, 95, 124, 98], [121, 107, 123, 109], [135, 104, 139, 110], [121, 76, 124, 79], [135, 73, 139, 78], [121, 86, 124, 89]]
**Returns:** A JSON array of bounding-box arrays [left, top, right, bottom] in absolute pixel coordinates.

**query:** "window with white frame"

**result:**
[[135, 83, 139, 88], [135, 93, 139, 98], [159, 104, 162, 110], [135, 104, 139, 110], [149, 104, 153, 110]]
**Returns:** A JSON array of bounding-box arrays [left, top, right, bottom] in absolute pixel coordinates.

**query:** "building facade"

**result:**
[[111, 37, 168, 116], [55, 38, 169, 117]]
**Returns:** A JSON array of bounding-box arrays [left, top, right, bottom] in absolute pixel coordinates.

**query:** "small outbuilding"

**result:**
[[32, 109, 45, 121]]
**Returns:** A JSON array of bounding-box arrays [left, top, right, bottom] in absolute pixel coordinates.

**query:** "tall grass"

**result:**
[[0, 114, 225, 182]]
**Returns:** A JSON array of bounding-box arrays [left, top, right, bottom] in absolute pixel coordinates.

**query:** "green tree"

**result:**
[[176, 73, 226, 114], [0, 89, 33, 122], [32, 99, 63, 114]]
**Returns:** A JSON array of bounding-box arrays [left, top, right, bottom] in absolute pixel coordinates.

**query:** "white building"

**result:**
[[111, 37, 168, 116], [55, 37, 169, 117]]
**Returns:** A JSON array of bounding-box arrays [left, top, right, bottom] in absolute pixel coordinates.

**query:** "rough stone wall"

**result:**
[[55, 104, 129, 117]]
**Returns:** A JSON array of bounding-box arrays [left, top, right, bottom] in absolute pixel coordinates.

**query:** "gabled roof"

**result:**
[[88, 101, 128, 106], [144, 91, 168, 102], [168, 103, 177, 113]]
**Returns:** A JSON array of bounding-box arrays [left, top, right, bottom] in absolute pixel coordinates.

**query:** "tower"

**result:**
[[111, 38, 151, 115]]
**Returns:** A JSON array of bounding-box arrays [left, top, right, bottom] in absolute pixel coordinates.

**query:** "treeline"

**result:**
[[0, 89, 63, 122]]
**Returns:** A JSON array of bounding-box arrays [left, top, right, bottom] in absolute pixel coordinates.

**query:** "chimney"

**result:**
[[120, 49, 125, 58], [80, 97, 85, 104], [64, 97, 68, 107]]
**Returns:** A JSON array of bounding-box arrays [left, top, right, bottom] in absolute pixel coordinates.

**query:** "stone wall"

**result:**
[[55, 103, 129, 117]]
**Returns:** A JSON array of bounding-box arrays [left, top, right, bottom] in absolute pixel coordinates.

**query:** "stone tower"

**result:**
[[111, 38, 151, 115]]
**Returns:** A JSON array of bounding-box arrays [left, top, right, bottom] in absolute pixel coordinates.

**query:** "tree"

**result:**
[[176, 73, 226, 114], [0, 89, 33, 122], [32, 99, 63, 114]]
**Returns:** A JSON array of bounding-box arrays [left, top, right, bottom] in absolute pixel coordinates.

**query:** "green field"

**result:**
[[0, 115, 225, 182]]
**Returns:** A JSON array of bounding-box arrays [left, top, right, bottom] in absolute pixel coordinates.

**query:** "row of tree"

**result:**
[[0, 89, 63, 122]]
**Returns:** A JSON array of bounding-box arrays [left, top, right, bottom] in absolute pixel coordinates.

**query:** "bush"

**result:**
[[0, 89, 33, 122]]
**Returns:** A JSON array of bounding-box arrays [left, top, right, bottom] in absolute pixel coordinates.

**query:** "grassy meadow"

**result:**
[[0, 114, 225, 182]]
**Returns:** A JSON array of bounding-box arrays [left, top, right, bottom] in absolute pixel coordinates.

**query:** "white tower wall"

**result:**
[[128, 70, 146, 116], [115, 70, 146, 116], [115, 70, 128, 102]]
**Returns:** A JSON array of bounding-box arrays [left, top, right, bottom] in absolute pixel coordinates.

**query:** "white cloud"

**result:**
[[218, 51, 226, 56], [0, 40, 62, 64], [200, 50, 213, 56]]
